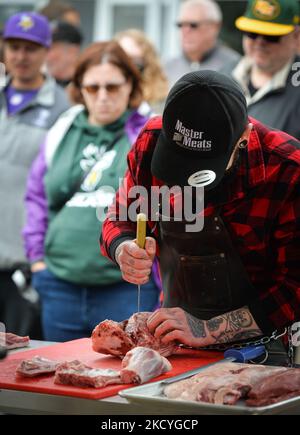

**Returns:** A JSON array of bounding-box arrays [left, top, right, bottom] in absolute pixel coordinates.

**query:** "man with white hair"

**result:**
[[164, 0, 240, 87]]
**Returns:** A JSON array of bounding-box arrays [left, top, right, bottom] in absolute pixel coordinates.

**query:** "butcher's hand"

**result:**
[[147, 307, 262, 348], [115, 237, 156, 285]]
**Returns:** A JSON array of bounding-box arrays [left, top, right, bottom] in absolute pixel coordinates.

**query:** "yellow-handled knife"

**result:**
[[136, 213, 146, 312]]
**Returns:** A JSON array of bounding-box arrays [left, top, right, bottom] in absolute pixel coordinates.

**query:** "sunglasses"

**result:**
[[243, 32, 283, 43], [81, 81, 127, 95], [176, 21, 209, 30]]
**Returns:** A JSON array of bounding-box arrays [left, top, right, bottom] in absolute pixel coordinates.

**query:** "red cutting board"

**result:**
[[0, 338, 223, 400]]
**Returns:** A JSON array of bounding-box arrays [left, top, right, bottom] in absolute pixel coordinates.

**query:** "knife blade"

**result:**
[[136, 213, 147, 313], [162, 345, 266, 385]]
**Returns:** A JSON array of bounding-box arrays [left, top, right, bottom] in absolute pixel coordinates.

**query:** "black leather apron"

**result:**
[[158, 211, 289, 364], [158, 211, 254, 320]]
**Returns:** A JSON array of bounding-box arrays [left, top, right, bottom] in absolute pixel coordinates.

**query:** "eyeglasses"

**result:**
[[176, 21, 210, 30], [81, 81, 127, 95], [243, 32, 283, 43]]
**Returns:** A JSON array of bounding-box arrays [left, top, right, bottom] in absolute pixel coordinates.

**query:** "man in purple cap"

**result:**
[[0, 12, 70, 338]]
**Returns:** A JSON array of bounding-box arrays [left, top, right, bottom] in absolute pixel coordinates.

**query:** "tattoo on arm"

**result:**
[[208, 308, 262, 344], [211, 329, 262, 344], [186, 313, 207, 338], [207, 318, 223, 332]]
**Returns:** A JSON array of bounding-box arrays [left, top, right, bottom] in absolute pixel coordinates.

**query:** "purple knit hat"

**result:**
[[3, 12, 52, 48]]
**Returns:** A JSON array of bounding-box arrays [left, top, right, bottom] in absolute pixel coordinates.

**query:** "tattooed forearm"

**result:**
[[225, 309, 253, 331], [231, 330, 262, 341], [207, 317, 223, 332], [211, 329, 262, 344], [186, 313, 207, 338], [207, 307, 262, 345]]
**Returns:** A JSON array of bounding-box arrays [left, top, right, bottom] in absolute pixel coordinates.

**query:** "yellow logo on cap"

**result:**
[[18, 15, 34, 31], [252, 0, 281, 20]]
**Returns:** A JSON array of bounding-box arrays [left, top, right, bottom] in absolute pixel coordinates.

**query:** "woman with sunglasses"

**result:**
[[232, 0, 300, 140], [23, 41, 160, 342]]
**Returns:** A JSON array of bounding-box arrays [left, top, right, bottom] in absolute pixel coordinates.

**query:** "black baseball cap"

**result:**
[[51, 20, 83, 45], [151, 70, 248, 190]]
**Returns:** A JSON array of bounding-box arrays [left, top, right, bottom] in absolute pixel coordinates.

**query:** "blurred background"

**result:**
[[0, 0, 255, 58]]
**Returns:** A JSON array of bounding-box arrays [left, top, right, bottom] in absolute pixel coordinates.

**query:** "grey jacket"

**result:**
[[164, 43, 241, 88], [0, 75, 70, 270], [232, 56, 300, 140]]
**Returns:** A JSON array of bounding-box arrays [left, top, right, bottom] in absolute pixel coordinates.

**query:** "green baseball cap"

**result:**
[[236, 0, 299, 36]]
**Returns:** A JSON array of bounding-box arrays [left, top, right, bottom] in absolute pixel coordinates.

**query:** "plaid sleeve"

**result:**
[[266, 183, 300, 329]]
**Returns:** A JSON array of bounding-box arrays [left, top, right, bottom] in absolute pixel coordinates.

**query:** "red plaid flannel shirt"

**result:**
[[101, 116, 300, 333]]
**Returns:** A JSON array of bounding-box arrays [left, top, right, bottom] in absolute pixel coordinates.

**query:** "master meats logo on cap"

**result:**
[[173, 120, 212, 151], [252, 0, 281, 21], [151, 70, 248, 191], [18, 14, 35, 31]]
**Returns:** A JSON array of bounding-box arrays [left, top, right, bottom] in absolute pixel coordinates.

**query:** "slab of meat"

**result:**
[[164, 362, 286, 405], [91, 319, 134, 357], [164, 362, 239, 401], [246, 368, 300, 407], [92, 312, 176, 358], [0, 332, 30, 350], [16, 356, 59, 377], [54, 360, 122, 388], [120, 346, 172, 384]]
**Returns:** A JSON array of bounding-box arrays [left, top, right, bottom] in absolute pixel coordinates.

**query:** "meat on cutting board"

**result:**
[[16, 356, 59, 377], [164, 362, 286, 405], [120, 346, 172, 384], [54, 360, 122, 388], [92, 312, 176, 358], [54, 345, 172, 388], [0, 332, 30, 350], [91, 319, 134, 357], [246, 368, 300, 407]]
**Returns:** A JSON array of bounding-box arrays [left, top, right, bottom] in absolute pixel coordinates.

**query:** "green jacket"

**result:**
[[44, 110, 132, 285]]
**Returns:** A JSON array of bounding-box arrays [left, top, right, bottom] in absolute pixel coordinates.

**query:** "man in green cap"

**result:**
[[232, 0, 300, 140]]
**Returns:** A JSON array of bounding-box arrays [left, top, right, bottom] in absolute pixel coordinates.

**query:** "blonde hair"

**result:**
[[114, 29, 169, 106]]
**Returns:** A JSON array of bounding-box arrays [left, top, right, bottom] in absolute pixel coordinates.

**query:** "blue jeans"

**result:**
[[32, 269, 160, 342]]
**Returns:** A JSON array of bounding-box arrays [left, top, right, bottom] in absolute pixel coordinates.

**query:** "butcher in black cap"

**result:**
[[101, 70, 300, 357]]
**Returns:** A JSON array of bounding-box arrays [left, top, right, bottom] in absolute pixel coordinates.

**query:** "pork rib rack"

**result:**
[[91, 312, 176, 358]]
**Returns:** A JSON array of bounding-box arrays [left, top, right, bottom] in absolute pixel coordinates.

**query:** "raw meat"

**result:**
[[54, 360, 122, 388], [92, 312, 176, 358], [16, 356, 59, 377], [164, 362, 240, 401], [91, 319, 134, 357], [246, 368, 300, 407], [0, 332, 30, 350], [164, 362, 286, 405], [120, 346, 172, 384], [125, 313, 176, 357]]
